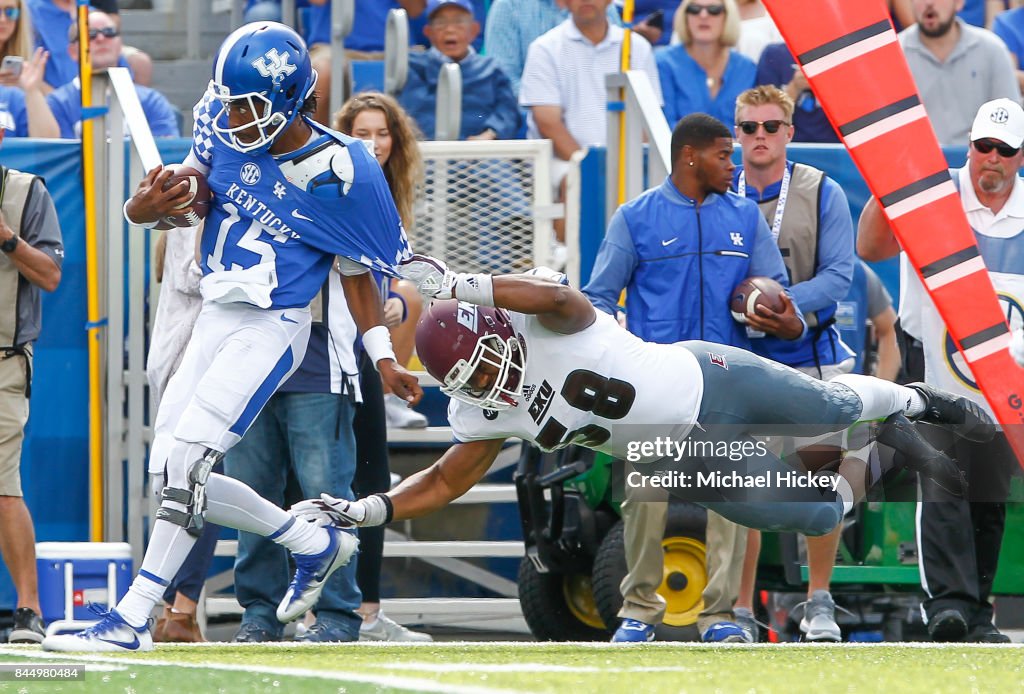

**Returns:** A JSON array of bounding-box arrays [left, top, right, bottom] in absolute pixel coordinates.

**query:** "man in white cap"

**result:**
[[857, 97, 1023, 643]]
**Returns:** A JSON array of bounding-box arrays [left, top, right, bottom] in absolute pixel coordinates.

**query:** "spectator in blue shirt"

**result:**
[[656, 0, 756, 128], [45, 10, 178, 139], [399, 0, 520, 140]]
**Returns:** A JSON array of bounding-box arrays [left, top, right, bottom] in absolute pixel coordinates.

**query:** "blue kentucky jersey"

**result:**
[[191, 91, 412, 309]]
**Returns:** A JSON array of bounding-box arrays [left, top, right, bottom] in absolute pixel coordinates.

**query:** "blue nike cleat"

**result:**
[[701, 621, 750, 643], [42, 605, 153, 653], [611, 618, 656, 643], [276, 526, 359, 623]]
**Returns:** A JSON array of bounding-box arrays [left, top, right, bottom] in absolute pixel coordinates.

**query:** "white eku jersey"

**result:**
[[911, 169, 1024, 419], [448, 309, 705, 463], [186, 90, 411, 310]]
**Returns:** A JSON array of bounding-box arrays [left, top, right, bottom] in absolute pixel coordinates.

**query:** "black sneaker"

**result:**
[[233, 622, 279, 643], [966, 624, 1012, 643], [875, 413, 968, 498], [907, 383, 995, 442], [9, 607, 45, 644], [928, 609, 968, 642]]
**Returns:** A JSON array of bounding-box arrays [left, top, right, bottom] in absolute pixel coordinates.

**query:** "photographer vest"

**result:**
[[0, 166, 37, 348]]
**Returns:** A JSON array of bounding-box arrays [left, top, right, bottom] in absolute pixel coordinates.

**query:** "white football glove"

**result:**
[[291, 493, 389, 528], [1011, 328, 1024, 368], [398, 254, 457, 299]]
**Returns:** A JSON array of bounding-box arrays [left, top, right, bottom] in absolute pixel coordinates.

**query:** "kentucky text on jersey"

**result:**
[[222, 183, 300, 240]]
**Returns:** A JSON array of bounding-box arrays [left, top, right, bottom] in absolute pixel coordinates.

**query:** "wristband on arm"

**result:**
[[362, 324, 397, 370]]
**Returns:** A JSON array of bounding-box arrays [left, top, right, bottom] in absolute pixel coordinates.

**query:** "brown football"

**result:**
[[161, 164, 211, 228], [730, 276, 786, 324]]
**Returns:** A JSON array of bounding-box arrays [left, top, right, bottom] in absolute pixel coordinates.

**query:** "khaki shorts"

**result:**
[[0, 349, 30, 497]]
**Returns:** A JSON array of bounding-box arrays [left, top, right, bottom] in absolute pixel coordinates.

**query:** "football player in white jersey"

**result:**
[[44, 23, 422, 653], [295, 259, 995, 537]]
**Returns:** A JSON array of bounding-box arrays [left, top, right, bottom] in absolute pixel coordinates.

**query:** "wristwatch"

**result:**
[[0, 235, 18, 253]]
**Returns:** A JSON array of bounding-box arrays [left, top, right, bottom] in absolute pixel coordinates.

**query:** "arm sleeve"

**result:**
[[991, 36, 1023, 101], [396, 58, 433, 137], [190, 90, 218, 168], [45, 90, 75, 139], [483, 0, 523, 96], [864, 264, 893, 318], [21, 180, 64, 268], [145, 90, 181, 138], [581, 209, 637, 316], [13, 92, 28, 138], [635, 38, 663, 105], [519, 41, 559, 107], [482, 63, 523, 139], [336, 256, 371, 277], [655, 53, 678, 126], [785, 179, 855, 313]]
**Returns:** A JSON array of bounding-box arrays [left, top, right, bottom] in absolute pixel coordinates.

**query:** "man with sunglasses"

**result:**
[[44, 10, 178, 139], [731, 85, 857, 643], [858, 98, 1021, 643], [26, 0, 152, 91]]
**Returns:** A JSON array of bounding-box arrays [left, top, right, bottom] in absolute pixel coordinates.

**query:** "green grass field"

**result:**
[[0, 642, 1021, 693]]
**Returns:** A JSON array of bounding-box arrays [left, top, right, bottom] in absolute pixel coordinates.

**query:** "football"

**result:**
[[730, 276, 786, 324], [161, 164, 211, 228]]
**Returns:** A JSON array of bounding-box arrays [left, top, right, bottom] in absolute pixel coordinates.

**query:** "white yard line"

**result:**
[[0, 647, 525, 694]]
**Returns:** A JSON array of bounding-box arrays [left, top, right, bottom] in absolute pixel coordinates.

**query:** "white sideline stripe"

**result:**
[[376, 662, 694, 673], [802, 31, 897, 78], [843, 105, 928, 148], [963, 333, 1011, 363], [0, 648, 524, 694], [923, 256, 987, 290], [884, 180, 957, 219]]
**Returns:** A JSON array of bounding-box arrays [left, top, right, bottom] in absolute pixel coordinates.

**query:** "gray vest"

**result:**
[[0, 167, 36, 347], [755, 163, 826, 326]]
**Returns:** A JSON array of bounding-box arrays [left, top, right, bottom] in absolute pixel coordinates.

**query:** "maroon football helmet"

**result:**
[[416, 300, 525, 410]]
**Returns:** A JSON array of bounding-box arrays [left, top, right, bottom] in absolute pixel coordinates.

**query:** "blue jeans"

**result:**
[[223, 391, 361, 639]]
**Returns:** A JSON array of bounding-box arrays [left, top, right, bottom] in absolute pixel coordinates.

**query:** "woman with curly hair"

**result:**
[[331, 92, 433, 642]]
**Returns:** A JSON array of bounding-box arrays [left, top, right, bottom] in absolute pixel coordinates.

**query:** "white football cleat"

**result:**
[[42, 607, 153, 653], [276, 526, 359, 623]]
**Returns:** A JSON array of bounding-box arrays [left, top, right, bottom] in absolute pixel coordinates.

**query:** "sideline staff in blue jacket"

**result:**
[[585, 113, 803, 347]]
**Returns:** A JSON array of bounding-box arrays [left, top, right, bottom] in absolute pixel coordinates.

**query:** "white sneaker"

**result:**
[[43, 607, 153, 653], [277, 527, 359, 623], [797, 590, 844, 642], [384, 393, 428, 429], [359, 613, 432, 642]]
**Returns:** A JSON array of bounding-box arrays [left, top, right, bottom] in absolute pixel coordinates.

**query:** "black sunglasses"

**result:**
[[737, 120, 789, 135], [685, 3, 726, 16], [69, 27, 120, 43], [973, 138, 1020, 158]]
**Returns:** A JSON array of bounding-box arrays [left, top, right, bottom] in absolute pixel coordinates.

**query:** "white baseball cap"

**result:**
[[970, 98, 1024, 149]]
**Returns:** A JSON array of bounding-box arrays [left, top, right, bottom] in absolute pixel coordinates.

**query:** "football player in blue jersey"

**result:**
[[44, 22, 422, 653]]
